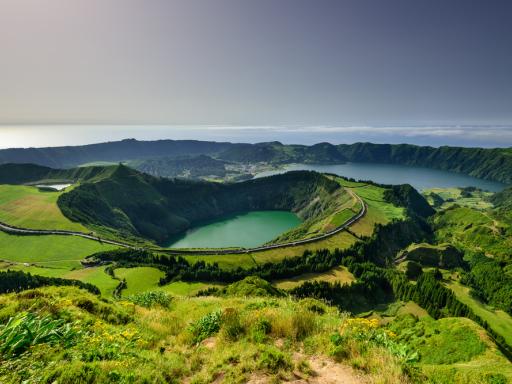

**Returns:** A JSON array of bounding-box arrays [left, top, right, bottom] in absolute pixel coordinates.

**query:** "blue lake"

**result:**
[[255, 163, 506, 192]]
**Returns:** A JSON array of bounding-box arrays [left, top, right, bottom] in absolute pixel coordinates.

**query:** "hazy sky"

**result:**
[[0, 0, 511, 147]]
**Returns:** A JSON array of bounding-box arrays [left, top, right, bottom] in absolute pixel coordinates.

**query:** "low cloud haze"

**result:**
[[1, 125, 511, 149], [0, 1, 511, 147]]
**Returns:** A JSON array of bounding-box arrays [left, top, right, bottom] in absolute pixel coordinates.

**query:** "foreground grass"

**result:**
[[0, 286, 510, 384], [0, 185, 87, 231]]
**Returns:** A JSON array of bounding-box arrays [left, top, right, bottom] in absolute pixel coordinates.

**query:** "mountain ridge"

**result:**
[[1, 139, 511, 183]]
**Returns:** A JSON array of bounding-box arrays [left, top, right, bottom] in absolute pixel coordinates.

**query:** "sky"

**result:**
[[0, 0, 511, 148]]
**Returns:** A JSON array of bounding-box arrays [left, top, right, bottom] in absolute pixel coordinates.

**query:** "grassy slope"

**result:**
[[0, 232, 117, 269], [423, 187, 494, 210], [114, 267, 165, 296], [447, 280, 512, 347], [1, 286, 510, 384], [433, 206, 512, 260], [273, 266, 355, 290], [0, 263, 119, 296], [390, 315, 512, 382], [0, 185, 88, 231]]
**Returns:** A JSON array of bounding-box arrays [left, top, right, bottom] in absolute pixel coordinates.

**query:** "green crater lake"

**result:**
[[167, 211, 301, 249]]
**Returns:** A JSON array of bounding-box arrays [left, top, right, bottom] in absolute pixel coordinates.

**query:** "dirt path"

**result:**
[[247, 355, 366, 384]]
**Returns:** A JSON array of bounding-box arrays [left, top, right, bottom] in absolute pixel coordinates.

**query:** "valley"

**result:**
[[0, 140, 512, 383]]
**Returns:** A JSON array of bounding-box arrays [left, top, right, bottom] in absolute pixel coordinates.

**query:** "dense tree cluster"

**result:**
[[290, 261, 392, 311], [387, 270, 511, 359], [0, 270, 100, 295], [461, 253, 512, 315]]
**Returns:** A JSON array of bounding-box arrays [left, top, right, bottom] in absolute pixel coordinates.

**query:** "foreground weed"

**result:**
[[0, 312, 78, 357]]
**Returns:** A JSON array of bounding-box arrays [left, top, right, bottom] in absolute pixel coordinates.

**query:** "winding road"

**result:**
[[0, 189, 366, 255]]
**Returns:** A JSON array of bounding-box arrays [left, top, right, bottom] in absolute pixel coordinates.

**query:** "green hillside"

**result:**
[[57, 166, 346, 243], [2, 139, 512, 183], [1, 284, 510, 384]]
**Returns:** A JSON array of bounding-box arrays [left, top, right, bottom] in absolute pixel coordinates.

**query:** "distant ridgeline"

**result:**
[[1, 139, 511, 183], [55, 166, 343, 243], [0, 163, 119, 185]]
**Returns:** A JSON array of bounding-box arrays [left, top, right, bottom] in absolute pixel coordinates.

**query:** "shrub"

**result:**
[[189, 310, 222, 343], [250, 318, 272, 343], [0, 312, 78, 357], [299, 298, 327, 314], [125, 291, 172, 308], [258, 346, 291, 373], [291, 310, 316, 340], [405, 261, 423, 280], [220, 308, 244, 341]]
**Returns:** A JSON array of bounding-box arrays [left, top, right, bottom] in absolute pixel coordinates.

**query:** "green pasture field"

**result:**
[[273, 266, 355, 290], [115, 266, 224, 297], [0, 184, 88, 231], [157, 281, 225, 296], [0, 263, 119, 296], [114, 267, 166, 296], [434, 206, 512, 259], [424, 187, 494, 210], [0, 231, 118, 269]]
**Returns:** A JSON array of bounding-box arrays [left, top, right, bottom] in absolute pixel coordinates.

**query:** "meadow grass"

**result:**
[[446, 280, 512, 348], [0, 231, 118, 269], [424, 187, 494, 210], [1, 285, 509, 383], [183, 253, 257, 269], [114, 267, 166, 296], [156, 281, 225, 296], [273, 266, 355, 290], [0, 263, 120, 297], [0, 184, 88, 231]]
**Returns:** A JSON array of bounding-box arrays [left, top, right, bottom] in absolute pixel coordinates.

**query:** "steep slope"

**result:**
[[0, 163, 118, 184], [2, 139, 512, 183], [337, 142, 512, 184], [58, 166, 343, 243], [0, 139, 233, 168], [217, 141, 348, 164]]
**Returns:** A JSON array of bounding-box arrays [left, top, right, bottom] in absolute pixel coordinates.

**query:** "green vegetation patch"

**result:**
[[273, 266, 355, 290], [389, 316, 486, 365], [397, 242, 463, 268], [224, 276, 285, 297], [114, 267, 165, 296], [0, 185, 88, 231], [447, 280, 512, 348], [433, 206, 512, 261], [0, 232, 118, 269]]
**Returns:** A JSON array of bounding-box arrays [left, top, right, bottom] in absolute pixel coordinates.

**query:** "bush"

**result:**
[[220, 308, 244, 341], [258, 346, 291, 373], [291, 310, 316, 340], [125, 291, 172, 308], [405, 261, 423, 280], [189, 310, 222, 343], [250, 318, 272, 343], [0, 312, 78, 357]]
